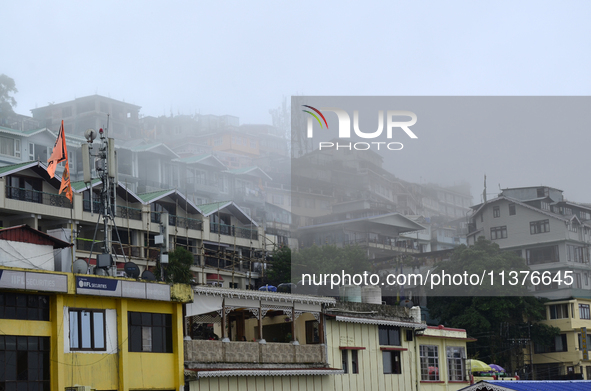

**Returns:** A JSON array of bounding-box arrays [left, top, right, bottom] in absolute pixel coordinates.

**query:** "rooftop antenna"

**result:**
[[482, 174, 487, 203], [82, 115, 127, 276]]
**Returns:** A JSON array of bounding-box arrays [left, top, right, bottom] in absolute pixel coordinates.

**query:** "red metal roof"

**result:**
[[0, 225, 72, 249]]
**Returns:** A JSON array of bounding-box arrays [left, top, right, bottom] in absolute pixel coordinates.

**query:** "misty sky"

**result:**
[[3, 1, 591, 202]]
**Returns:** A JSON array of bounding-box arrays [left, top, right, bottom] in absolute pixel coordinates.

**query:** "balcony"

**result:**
[[184, 340, 326, 365], [210, 223, 258, 240], [169, 215, 203, 230], [75, 238, 153, 259], [6, 186, 72, 209]]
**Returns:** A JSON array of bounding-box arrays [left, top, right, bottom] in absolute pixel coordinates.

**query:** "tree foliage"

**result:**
[[0, 74, 18, 116], [427, 237, 559, 373], [263, 244, 371, 290], [263, 245, 292, 286], [155, 247, 194, 284]]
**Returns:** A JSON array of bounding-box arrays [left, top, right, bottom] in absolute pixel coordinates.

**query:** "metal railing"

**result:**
[[76, 238, 153, 259], [117, 206, 142, 220], [210, 223, 258, 240], [170, 215, 203, 230], [6, 186, 72, 208]]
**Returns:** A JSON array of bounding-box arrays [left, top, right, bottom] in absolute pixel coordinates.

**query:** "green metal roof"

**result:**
[[137, 189, 174, 203], [226, 166, 257, 175], [71, 178, 101, 191], [177, 154, 209, 163], [0, 161, 38, 175], [196, 201, 232, 215]]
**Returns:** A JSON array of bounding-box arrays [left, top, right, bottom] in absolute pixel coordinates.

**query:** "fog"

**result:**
[[3, 1, 591, 201]]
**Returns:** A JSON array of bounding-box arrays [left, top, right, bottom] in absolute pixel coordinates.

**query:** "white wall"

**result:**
[[0, 240, 54, 270]]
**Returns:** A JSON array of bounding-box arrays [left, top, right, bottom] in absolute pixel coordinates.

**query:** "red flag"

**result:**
[[48, 121, 73, 202], [47, 121, 67, 178]]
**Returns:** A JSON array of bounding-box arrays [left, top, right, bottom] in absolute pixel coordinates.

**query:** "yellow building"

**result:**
[[184, 292, 473, 391], [530, 298, 591, 380], [0, 263, 193, 391]]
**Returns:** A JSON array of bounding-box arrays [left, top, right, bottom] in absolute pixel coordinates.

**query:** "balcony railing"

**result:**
[[76, 238, 148, 258], [117, 206, 142, 220], [210, 223, 258, 240], [6, 186, 72, 209], [170, 215, 203, 231], [184, 340, 326, 364]]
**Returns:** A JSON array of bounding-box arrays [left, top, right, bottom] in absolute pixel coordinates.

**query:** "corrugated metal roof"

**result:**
[[0, 161, 37, 175], [0, 225, 72, 249], [197, 201, 232, 215], [137, 189, 174, 203]]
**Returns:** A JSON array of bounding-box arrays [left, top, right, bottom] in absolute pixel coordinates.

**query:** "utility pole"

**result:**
[[83, 121, 126, 275]]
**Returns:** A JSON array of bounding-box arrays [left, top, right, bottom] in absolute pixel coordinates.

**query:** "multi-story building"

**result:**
[[466, 186, 591, 300], [529, 297, 591, 380], [30, 95, 142, 140], [0, 161, 285, 290], [0, 225, 193, 391], [183, 288, 474, 391]]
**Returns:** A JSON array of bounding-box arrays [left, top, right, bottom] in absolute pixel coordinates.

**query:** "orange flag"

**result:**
[[59, 163, 73, 202], [48, 121, 73, 202], [47, 121, 67, 178]]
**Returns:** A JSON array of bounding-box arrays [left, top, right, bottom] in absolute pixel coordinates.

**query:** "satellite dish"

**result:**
[[124, 262, 140, 279], [141, 270, 156, 281], [400, 299, 414, 308], [73, 259, 88, 274], [95, 268, 108, 276]]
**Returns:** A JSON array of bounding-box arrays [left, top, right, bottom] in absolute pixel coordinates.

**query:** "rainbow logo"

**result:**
[[302, 105, 329, 129]]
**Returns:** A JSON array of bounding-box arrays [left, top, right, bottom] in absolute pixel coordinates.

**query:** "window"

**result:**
[[128, 312, 173, 353], [568, 223, 578, 232], [493, 206, 500, 218], [351, 349, 359, 374], [549, 304, 569, 319], [509, 203, 516, 215], [0, 336, 50, 391], [69, 309, 106, 351], [213, 137, 222, 146], [580, 304, 590, 320], [535, 334, 567, 353], [378, 326, 401, 346], [0, 292, 49, 321], [0, 136, 21, 157], [575, 273, 583, 289], [420, 345, 439, 380], [530, 220, 550, 234], [541, 202, 550, 211], [567, 245, 587, 263], [527, 246, 559, 265], [305, 320, 320, 344], [342, 349, 348, 373], [447, 346, 465, 381], [382, 350, 401, 374], [250, 140, 257, 149], [490, 226, 507, 240]]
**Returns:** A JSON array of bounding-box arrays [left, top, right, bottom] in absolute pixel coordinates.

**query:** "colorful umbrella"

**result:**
[[489, 364, 505, 372], [468, 359, 492, 372]]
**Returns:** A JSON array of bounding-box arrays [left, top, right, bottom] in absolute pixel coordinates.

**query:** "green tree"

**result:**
[[0, 74, 18, 117], [264, 245, 292, 286], [427, 237, 559, 374], [155, 247, 194, 284]]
